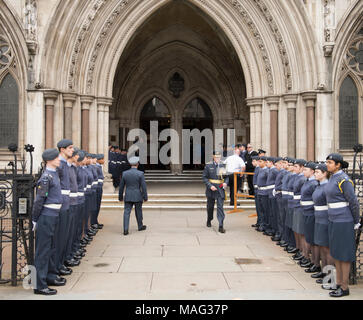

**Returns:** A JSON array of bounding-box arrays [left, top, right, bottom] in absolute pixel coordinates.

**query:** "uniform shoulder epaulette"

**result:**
[[338, 178, 354, 193]]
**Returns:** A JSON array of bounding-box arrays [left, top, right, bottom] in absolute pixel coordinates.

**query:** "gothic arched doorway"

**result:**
[[183, 98, 213, 170]]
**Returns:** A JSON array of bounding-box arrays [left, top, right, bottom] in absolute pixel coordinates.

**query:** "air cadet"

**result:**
[[300, 162, 320, 274], [118, 156, 148, 235], [64, 148, 81, 267], [273, 157, 288, 243], [251, 156, 261, 229], [202, 151, 229, 233], [33, 148, 65, 295], [92, 154, 105, 230], [325, 153, 361, 297], [55, 139, 74, 276], [81, 153, 94, 246], [256, 156, 270, 234], [312, 163, 334, 283], [265, 157, 280, 237], [88, 154, 100, 237]]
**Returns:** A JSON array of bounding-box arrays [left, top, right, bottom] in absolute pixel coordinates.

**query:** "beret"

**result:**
[[288, 158, 296, 165], [274, 157, 283, 163], [77, 151, 85, 162], [304, 161, 317, 170], [72, 147, 80, 157], [42, 148, 59, 161], [96, 154, 104, 160], [242, 144, 247, 148], [266, 157, 276, 162], [259, 156, 267, 161], [294, 159, 307, 166], [252, 156, 260, 161], [57, 139, 73, 149], [315, 163, 328, 172], [213, 151, 222, 156], [258, 149, 266, 154], [128, 156, 139, 165], [326, 153, 343, 163]]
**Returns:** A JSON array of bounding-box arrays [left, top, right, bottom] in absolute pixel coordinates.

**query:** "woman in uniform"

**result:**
[[311, 163, 333, 284], [325, 153, 361, 298], [300, 162, 319, 273]]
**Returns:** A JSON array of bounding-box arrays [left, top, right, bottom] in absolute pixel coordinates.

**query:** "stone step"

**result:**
[[102, 199, 254, 204], [100, 204, 256, 210]]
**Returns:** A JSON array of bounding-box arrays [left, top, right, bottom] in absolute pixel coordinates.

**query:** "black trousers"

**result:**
[[247, 174, 254, 195], [228, 174, 242, 205], [207, 197, 225, 227]]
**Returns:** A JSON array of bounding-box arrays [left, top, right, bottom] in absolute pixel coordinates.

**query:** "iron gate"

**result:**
[[0, 144, 38, 286]]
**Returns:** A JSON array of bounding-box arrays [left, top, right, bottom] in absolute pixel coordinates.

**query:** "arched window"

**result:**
[[339, 76, 359, 150], [0, 73, 18, 148]]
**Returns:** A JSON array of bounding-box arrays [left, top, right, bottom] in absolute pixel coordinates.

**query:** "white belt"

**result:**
[[266, 185, 275, 190], [78, 192, 84, 196], [44, 204, 62, 210], [293, 195, 301, 200], [254, 185, 258, 188], [70, 193, 78, 198], [288, 192, 294, 196], [61, 190, 70, 195], [98, 179, 104, 183], [259, 186, 269, 190], [301, 201, 314, 206], [86, 184, 91, 189], [111, 161, 116, 164], [275, 191, 282, 194], [282, 191, 289, 195], [315, 205, 328, 211], [328, 202, 349, 209], [92, 181, 98, 186]]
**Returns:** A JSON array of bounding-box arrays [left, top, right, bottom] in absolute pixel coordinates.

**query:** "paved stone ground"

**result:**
[[0, 206, 363, 300]]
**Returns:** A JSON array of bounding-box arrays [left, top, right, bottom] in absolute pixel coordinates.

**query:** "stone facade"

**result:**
[[0, 0, 362, 172]]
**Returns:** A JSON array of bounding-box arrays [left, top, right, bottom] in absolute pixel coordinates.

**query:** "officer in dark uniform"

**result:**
[[33, 148, 66, 295], [202, 151, 229, 233], [118, 156, 148, 235], [245, 144, 258, 195], [92, 154, 105, 230], [55, 139, 74, 275]]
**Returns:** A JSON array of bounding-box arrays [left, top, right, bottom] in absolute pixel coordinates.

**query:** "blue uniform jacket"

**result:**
[[300, 176, 318, 216], [76, 166, 86, 204], [256, 167, 269, 196], [275, 169, 287, 199], [32, 168, 63, 222], [287, 173, 297, 208], [312, 180, 329, 224], [266, 167, 279, 198], [202, 162, 229, 199], [281, 171, 293, 200], [119, 168, 148, 202], [56, 156, 71, 211], [253, 166, 260, 193], [291, 173, 306, 209]]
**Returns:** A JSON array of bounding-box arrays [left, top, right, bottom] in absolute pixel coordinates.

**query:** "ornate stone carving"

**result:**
[[251, 0, 292, 92], [323, 0, 336, 42], [68, 0, 108, 90], [24, 0, 37, 41], [86, 0, 129, 92], [345, 35, 363, 78], [230, 0, 274, 94], [0, 36, 12, 70], [168, 72, 185, 98]]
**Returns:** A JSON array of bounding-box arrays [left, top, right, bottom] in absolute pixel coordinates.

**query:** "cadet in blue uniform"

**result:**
[[266, 157, 280, 237], [33, 149, 66, 295], [286, 158, 298, 253], [251, 156, 261, 229], [256, 156, 269, 233], [325, 153, 361, 297], [202, 151, 229, 233], [274, 157, 288, 244], [118, 156, 148, 235], [312, 163, 334, 283], [300, 161, 320, 273], [55, 139, 74, 276], [92, 154, 105, 230], [81, 153, 94, 245]]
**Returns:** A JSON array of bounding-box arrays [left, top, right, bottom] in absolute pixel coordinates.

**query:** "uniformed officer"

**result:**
[[33, 148, 65, 295], [203, 151, 229, 233], [55, 139, 74, 275], [88, 154, 100, 237], [81, 153, 94, 245], [118, 156, 148, 235], [325, 153, 361, 297], [265, 157, 279, 237], [255, 156, 270, 233], [251, 156, 261, 229], [92, 154, 105, 230], [112, 146, 121, 190]]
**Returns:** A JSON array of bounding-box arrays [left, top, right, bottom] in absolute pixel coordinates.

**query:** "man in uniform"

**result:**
[[202, 151, 229, 233], [118, 156, 148, 235], [245, 144, 259, 195], [92, 154, 105, 230], [33, 148, 66, 295]]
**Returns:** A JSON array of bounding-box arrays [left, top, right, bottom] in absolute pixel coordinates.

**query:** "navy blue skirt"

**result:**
[[328, 221, 356, 262], [314, 222, 329, 247], [304, 215, 315, 245], [292, 207, 305, 234]]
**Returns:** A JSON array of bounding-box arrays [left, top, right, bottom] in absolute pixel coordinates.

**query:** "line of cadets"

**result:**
[[32, 139, 105, 295], [251, 154, 361, 298]]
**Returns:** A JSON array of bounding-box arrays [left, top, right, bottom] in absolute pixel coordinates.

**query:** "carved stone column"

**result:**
[[99, 97, 113, 173], [63, 93, 77, 140], [283, 94, 298, 158], [80, 96, 93, 151], [97, 104, 105, 154], [246, 98, 263, 150], [266, 96, 280, 157], [43, 91, 58, 149], [302, 92, 317, 161]]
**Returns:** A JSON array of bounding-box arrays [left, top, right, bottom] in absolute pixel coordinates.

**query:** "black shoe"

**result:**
[[75, 250, 85, 257], [84, 235, 93, 241], [218, 227, 226, 234], [257, 226, 265, 232], [97, 223, 104, 229], [292, 252, 303, 260], [329, 287, 349, 298], [316, 278, 323, 284], [79, 242, 87, 248], [90, 227, 98, 233], [65, 259, 80, 267], [251, 224, 259, 228], [138, 225, 147, 231], [207, 221, 212, 228], [73, 254, 82, 260], [271, 236, 281, 242], [124, 230, 129, 236], [280, 242, 289, 248], [287, 247, 298, 254], [311, 272, 325, 279], [305, 265, 321, 273], [263, 231, 274, 236], [92, 224, 102, 230], [34, 288, 57, 295], [87, 231, 97, 237], [47, 278, 66, 286], [300, 261, 313, 268]]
